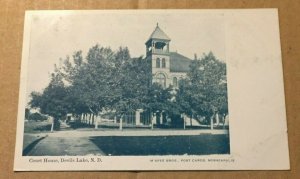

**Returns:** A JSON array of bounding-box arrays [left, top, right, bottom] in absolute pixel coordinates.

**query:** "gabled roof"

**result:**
[[170, 52, 192, 73], [147, 24, 171, 41]]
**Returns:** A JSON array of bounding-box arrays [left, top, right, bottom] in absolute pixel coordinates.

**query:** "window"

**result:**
[[156, 73, 166, 88], [156, 58, 160, 68], [173, 77, 178, 87], [162, 58, 166, 68]]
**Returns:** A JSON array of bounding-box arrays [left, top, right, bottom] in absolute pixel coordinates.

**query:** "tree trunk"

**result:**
[[89, 114, 92, 126], [210, 114, 214, 130], [92, 114, 95, 126], [119, 115, 123, 130], [183, 114, 186, 130], [95, 114, 98, 129], [79, 113, 82, 123], [53, 117, 60, 131], [190, 113, 193, 127], [223, 114, 227, 129], [216, 112, 220, 126], [50, 118, 54, 132], [151, 112, 154, 130]]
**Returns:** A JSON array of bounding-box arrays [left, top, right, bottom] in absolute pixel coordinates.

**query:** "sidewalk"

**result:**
[[25, 136, 104, 156], [46, 128, 229, 138], [23, 133, 48, 151]]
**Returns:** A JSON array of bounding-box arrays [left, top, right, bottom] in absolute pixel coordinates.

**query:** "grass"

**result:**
[[24, 120, 52, 133], [89, 134, 230, 156]]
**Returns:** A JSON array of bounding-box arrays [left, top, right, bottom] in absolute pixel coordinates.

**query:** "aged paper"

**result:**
[[14, 9, 289, 171]]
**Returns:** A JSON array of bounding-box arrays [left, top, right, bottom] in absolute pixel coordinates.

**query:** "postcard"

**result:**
[[14, 9, 289, 171]]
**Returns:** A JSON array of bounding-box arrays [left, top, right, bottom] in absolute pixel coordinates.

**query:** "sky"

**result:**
[[25, 10, 226, 99]]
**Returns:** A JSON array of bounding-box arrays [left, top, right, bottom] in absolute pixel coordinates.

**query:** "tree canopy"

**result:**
[[176, 52, 228, 124], [28, 44, 228, 129], [29, 72, 70, 129]]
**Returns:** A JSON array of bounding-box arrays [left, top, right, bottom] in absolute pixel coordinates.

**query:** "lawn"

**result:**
[[24, 120, 52, 133], [89, 134, 230, 156]]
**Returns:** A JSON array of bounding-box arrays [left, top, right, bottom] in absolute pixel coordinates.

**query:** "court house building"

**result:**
[[145, 24, 192, 88]]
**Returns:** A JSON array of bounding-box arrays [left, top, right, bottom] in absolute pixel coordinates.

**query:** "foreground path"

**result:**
[[26, 136, 104, 156]]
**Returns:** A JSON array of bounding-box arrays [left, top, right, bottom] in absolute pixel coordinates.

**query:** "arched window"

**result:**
[[162, 58, 166, 68], [155, 73, 166, 88], [177, 77, 183, 87], [173, 77, 178, 87], [156, 58, 160, 68]]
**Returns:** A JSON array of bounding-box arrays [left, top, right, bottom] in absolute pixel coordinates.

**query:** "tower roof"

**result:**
[[147, 24, 171, 42]]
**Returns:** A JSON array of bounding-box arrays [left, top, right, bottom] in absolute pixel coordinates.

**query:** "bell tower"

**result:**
[[145, 23, 171, 88]]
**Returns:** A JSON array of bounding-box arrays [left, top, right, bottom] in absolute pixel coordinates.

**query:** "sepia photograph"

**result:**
[[22, 11, 229, 157], [14, 10, 289, 171]]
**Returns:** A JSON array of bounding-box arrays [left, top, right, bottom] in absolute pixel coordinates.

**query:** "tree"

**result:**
[[172, 78, 194, 127], [137, 82, 173, 127], [178, 52, 228, 129], [25, 108, 30, 120], [114, 56, 151, 113], [29, 72, 70, 130], [43, 45, 151, 128]]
